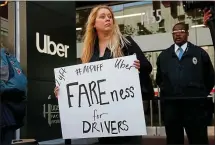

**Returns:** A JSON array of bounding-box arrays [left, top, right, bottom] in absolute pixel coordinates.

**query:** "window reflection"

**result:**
[[76, 1, 207, 42]]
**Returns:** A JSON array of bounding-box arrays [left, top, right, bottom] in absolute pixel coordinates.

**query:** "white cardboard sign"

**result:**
[[54, 55, 147, 139]]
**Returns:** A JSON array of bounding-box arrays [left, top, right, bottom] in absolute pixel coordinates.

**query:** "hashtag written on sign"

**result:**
[[75, 63, 103, 76]]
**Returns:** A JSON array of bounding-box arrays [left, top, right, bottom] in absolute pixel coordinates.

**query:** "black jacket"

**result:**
[[156, 42, 215, 99], [1, 89, 26, 129], [90, 36, 154, 100]]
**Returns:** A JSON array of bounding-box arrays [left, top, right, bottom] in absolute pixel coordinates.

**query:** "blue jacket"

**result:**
[[0, 48, 27, 92], [0, 48, 27, 129]]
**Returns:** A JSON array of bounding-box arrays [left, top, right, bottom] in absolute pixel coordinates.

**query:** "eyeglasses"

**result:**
[[172, 30, 187, 34]]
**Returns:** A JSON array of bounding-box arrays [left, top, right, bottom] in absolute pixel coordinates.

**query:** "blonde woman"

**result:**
[[54, 5, 153, 144]]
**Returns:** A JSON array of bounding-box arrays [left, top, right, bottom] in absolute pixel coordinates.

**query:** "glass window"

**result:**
[[76, 1, 208, 40]]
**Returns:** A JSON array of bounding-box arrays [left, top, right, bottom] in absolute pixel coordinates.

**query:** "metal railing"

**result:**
[[145, 86, 215, 136]]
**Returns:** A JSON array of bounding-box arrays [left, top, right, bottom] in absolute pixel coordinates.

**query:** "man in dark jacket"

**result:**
[[156, 22, 215, 145]]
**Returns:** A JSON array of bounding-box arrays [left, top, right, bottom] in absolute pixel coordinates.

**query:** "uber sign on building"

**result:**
[[36, 32, 70, 58], [26, 1, 76, 141]]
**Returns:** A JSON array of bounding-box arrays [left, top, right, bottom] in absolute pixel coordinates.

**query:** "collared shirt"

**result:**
[[174, 42, 188, 56]]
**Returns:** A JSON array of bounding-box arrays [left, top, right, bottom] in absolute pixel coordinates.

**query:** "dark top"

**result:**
[[156, 41, 215, 100], [1, 89, 26, 129], [90, 36, 154, 101]]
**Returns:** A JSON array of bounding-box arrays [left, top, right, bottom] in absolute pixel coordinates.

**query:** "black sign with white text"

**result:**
[[26, 1, 76, 141]]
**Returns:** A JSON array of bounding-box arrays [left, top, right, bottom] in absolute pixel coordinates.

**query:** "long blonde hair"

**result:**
[[81, 5, 129, 63]]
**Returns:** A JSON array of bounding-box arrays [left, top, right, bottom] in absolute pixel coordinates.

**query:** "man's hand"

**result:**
[[203, 9, 212, 26]]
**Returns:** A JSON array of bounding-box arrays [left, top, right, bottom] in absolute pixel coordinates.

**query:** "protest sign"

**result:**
[[54, 55, 147, 139]]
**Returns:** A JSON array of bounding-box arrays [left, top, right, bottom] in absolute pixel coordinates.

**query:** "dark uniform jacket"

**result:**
[[156, 41, 215, 99]]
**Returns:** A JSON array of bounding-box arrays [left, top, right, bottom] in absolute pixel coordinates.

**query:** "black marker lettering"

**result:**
[[58, 75, 65, 81], [119, 60, 126, 68], [97, 63, 103, 71], [83, 120, 129, 134], [130, 86, 134, 98], [89, 81, 99, 105], [75, 68, 82, 75], [115, 59, 134, 70], [111, 121, 117, 134], [59, 68, 66, 77], [100, 113, 108, 118], [83, 121, 91, 133], [115, 59, 121, 69], [55, 79, 61, 86], [83, 66, 89, 73], [97, 79, 109, 105], [120, 89, 126, 99], [117, 121, 122, 133], [93, 109, 99, 121], [104, 121, 111, 133], [92, 122, 99, 132], [111, 90, 118, 102], [100, 122, 104, 132], [110, 86, 135, 102], [66, 82, 78, 108], [125, 88, 130, 98], [79, 84, 91, 107], [90, 65, 95, 72], [123, 120, 129, 131]]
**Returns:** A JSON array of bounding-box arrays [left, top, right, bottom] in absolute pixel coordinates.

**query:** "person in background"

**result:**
[[0, 47, 27, 145], [203, 8, 212, 26], [156, 22, 215, 145], [54, 4, 153, 145], [203, 6, 215, 126]]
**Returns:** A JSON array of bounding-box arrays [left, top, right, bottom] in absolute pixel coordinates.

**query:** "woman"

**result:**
[[54, 5, 153, 144]]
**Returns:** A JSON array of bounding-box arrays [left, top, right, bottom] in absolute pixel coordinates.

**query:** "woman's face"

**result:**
[[94, 8, 113, 33]]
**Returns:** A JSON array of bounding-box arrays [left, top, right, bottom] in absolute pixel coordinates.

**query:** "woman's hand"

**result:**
[[54, 86, 59, 99], [133, 59, 140, 70], [203, 9, 212, 26]]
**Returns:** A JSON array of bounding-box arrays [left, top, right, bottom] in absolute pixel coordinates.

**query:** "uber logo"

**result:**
[[36, 32, 69, 58]]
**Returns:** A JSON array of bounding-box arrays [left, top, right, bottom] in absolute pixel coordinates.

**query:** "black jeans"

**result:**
[[162, 99, 209, 145], [97, 136, 142, 144], [1, 127, 15, 145]]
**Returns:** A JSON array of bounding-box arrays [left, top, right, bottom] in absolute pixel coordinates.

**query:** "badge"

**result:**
[[192, 57, 197, 65]]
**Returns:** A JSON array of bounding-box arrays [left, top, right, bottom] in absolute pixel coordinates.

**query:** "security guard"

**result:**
[[156, 22, 215, 145]]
